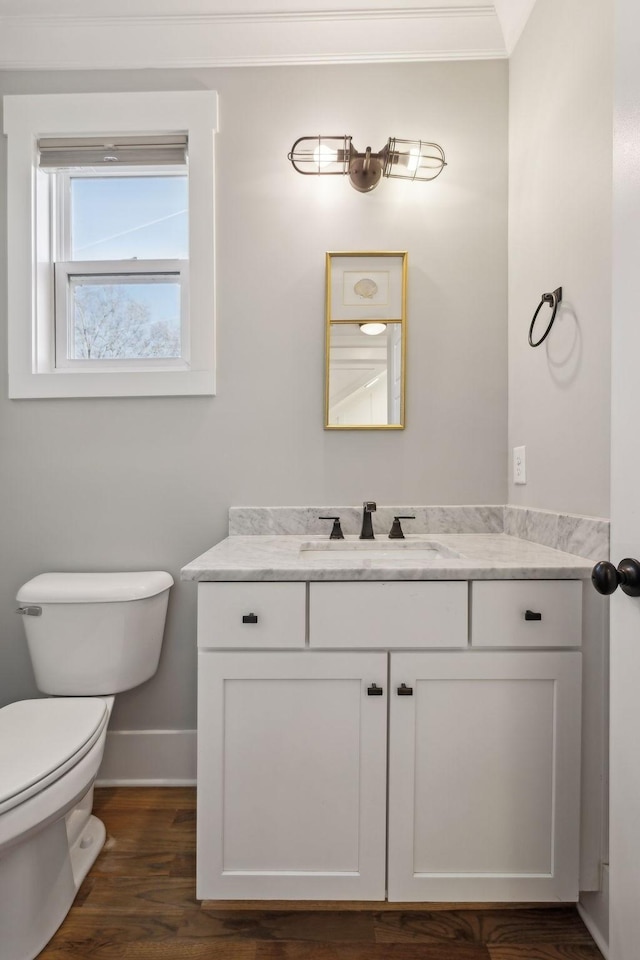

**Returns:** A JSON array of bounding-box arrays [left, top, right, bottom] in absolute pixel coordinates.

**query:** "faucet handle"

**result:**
[[318, 516, 344, 540], [388, 515, 416, 539]]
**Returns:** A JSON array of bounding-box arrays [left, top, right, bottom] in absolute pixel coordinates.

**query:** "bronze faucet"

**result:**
[[359, 501, 377, 539]]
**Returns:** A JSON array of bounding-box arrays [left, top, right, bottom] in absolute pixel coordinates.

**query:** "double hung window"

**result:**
[[3, 91, 217, 398], [46, 137, 189, 369]]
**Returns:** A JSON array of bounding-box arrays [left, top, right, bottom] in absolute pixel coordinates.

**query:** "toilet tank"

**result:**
[[16, 572, 174, 695]]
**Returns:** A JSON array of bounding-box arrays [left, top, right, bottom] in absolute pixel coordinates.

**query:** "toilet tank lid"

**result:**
[[17, 571, 174, 604]]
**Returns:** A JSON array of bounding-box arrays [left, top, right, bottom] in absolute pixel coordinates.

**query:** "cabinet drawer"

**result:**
[[309, 581, 468, 648], [471, 580, 582, 648], [197, 582, 306, 649]]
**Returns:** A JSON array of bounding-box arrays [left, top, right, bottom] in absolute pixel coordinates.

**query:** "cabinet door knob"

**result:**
[[367, 683, 383, 696], [242, 613, 258, 624], [397, 683, 413, 696], [592, 558, 640, 597], [524, 610, 542, 621]]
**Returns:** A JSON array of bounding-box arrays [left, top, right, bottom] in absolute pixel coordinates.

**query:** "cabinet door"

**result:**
[[388, 651, 582, 902], [197, 651, 387, 900]]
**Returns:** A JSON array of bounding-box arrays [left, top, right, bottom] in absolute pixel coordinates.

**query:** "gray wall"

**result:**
[[508, 11, 612, 932], [0, 61, 508, 729], [508, 0, 612, 518]]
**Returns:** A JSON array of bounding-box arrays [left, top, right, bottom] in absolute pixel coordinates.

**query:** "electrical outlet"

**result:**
[[513, 446, 526, 485]]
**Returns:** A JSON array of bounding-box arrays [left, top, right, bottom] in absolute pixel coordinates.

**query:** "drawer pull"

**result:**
[[242, 613, 259, 624], [367, 683, 384, 696], [397, 683, 413, 696], [524, 610, 542, 621]]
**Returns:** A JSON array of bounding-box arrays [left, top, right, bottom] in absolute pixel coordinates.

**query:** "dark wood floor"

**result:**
[[40, 787, 604, 959]]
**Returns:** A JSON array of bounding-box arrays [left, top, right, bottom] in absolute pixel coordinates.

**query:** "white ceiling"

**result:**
[[0, 2, 538, 70]]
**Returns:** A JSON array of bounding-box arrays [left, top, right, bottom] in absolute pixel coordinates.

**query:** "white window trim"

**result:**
[[3, 90, 218, 398]]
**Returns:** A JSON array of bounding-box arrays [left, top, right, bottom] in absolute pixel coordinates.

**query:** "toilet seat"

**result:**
[[0, 698, 109, 816]]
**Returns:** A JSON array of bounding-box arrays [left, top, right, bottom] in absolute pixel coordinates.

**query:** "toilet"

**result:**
[[0, 570, 173, 960]]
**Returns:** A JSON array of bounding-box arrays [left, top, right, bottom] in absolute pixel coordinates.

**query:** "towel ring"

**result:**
[[528, 287, 562, 347]]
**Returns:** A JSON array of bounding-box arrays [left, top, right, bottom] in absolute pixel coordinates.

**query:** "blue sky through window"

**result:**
[[71, 175, 188, 260], [69, 175, 187, 344]]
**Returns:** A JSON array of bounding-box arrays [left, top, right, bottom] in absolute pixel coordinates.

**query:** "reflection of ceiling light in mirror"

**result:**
[[359, 322, 387, 336]]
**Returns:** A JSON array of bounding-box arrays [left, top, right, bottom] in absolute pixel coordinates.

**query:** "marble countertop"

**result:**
[[181, 534, 595, 582]]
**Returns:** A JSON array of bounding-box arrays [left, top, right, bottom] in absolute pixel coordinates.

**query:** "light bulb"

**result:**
[[406, 148, 420, 173], [313, 143, 338, 168]]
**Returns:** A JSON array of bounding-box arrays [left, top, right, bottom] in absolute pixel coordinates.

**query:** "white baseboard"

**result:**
[[96, 729, 196, 786], [579, 864, 610, 959]]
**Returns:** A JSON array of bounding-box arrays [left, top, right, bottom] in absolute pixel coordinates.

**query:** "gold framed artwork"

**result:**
[[325, 251, 407, 430]]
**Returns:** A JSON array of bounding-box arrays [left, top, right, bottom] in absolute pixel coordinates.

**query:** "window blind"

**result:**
[[38, 134, 188, 169]]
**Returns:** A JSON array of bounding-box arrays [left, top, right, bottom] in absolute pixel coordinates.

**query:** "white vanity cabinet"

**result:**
[[196, 579, 583, 903], [197, 650, 387, 900], [309, 580, 468, 648], [387, 650, 582, 902]]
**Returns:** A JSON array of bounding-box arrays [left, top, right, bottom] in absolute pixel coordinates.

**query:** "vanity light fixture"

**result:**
[[288, 135, 446, 193], [359, 322, 387, 336]]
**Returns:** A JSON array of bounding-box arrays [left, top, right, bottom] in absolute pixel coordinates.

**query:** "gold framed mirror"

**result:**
[[325, 251, 407, 429]]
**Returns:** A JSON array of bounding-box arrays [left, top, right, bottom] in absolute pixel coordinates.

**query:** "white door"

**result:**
[[610, 4, 640, 954], [197, 650, 387, 900], [387, 651, 582, 902]]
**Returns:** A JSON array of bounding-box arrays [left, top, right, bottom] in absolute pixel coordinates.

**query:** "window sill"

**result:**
[[9, 368, 215, 399]]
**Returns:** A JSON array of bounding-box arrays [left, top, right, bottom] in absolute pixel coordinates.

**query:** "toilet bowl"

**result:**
[[0, 570, 173, 960]]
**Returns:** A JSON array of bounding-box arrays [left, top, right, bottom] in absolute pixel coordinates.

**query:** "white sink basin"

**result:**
[[300, 539, 461, 562]]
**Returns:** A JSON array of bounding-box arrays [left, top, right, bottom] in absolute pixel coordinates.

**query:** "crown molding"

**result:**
[[493, 0, 537, 53], [0, 4, 507, 70], [0, 50, 507, 72], [0, 6, 497, 26]]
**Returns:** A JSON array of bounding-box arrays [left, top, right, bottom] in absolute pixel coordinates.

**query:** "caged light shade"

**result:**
[[287, 135, 353, 176], [383, 138, 447, 182], [288, 135, 446, 192]]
